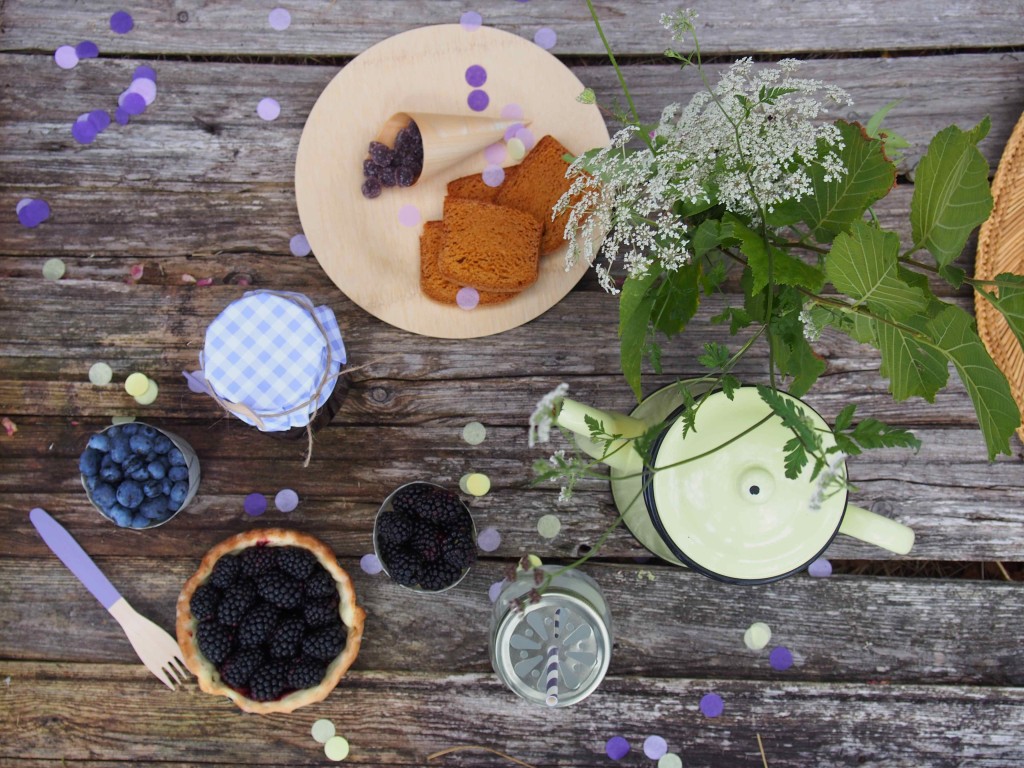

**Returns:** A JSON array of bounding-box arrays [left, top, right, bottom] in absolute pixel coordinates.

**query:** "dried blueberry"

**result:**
[[396, 165, 416, 187], [377, 165, 397, 187], [368, 141, 394, 167], [361, 177, 382, 199]]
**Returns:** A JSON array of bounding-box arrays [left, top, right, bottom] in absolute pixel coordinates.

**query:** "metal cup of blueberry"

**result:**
[[79, 422, 201, 529], [373, 481, 478, 593]]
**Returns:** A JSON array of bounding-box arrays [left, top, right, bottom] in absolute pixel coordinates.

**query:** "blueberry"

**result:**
[[92, 483, 117, 508], [146, 451, 158, 463], [153, 436, 172, 454], [139, 425, 158, 439], [99, 459, 123, 484], [106, 425, 122, 440], [147, 461, 166, 480], [109, 506, 133, 527], [170, 481, 189, 506], [168, 465, 189, 482], [143, 479, 164, 499], [131, 466, 150, 482], [130, 514, 151, 529], [121, 423, 139, 435], [84, 474, 100, 491], [116, 480, 144, 510], [161, 478, 172, 496], [130, 434, 153, 455], [361, 177, 382, 199], [168, 448, 186, 467], [110, 438, 131, 464], [79, 448, 102, 477], [87, 433, 111, 452], [122, 454, 144, 477], [140, 496, 169, 519]]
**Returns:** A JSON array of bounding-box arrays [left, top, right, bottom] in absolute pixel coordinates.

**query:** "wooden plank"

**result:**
[[2, 560, 1022, 687], [2, 0, 1023, 57], [1, 660, 1022, 766]]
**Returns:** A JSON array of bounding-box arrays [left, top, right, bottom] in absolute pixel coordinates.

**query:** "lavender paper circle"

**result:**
[[129, 78, 157, 105], [257, 97, 281, 121], [503, 122, 524, 142], [481, 165, 505, 188], [500, 103, 524, 120], [808, 557, 833, 577], [456, 287, 480, 310], [483, 142, 506, 164], [182, 369, 207, 394], [268, 8, 292, 31], [770, 646, 794, 670], [467, 89, 489, 112], [87, 110, 111, 132], [54, 46, 79, 70], [243, 493, 268, 517], [110, 11, 134, 35], [514, 126, 536, 151], [477, 526, 501, 552], [465, 65, 487, 87], [76, 40, 99, 59], [133, 65, 157, 82], [605, 737, 630, 761], [534, 27, 557, 50], [700, 692, 724, 717], [488, 580, 505, 603], [289, 233, 311, 257], [643, 736, 669, 760], [460, 11, 483, 31], [397, 204, 421, 227], [360, 553, 383, 575], [274, 488, 299, 513]]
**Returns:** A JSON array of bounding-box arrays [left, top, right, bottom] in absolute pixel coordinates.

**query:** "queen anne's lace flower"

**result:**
[[556, 51, 852, 293], [528, 383, 569, 447]]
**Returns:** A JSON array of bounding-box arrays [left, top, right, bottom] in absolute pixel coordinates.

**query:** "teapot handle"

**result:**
[[838, 504, 914, 555]]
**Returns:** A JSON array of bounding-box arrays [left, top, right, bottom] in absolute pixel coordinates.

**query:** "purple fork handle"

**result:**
[[30, 507, 121, 610]]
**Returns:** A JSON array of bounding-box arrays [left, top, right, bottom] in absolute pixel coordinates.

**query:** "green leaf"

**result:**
[[677, 384, 698, 437], [977, 272, 1024, 352], [782, 436, 809, 479], [771, 120, 895, 242], [698, 342, 731, 370], [849, 418, 922, 452], [833, 403, 857, 433], [825, 221, 929, 320], [865, 100, 902, 139], [619, 272, 658, 401], [910, 119, 994, 267], [966, 115, 992, 145], [691, 219, 723, 258], [583, 414, 604, 441], [720, 374, 740, 399], [769, 299, 826, 397], [832, 432, 862, 457], [875, 320, 948, 402], [723, 215, 825, 293], [924, 304, 1019, 459], [650, 263, 701, 337], [938, 264, 966, 288], [756, 385, 823, 457], [710, 306, 755, 335]]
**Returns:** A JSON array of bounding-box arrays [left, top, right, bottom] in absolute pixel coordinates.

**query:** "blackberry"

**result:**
[[383, 547, 421, 588], [361, 177, 382, 199], [410, 523, 442, 563], [417, 488, 465, 525], [440, 531, 477, 570], [257, 570, 303, 610], [268, 617, 306, 659], [302, 625, 346, 662], [274, 546, 317, 580], [420, 559, 463, 592], [304, 567, 337, 599], [236, 602, 280, 648], [288, 657, 327, 690], [239, 545, 276, 578], [248, 660, 289, 702], [189, 583, 221, 622], [391, 483, 433, 517], [368, 141, 394, 167], [197, 622, 233, 666], [376, 508, 415, 546], [303, 597, 339, 628], [219, 648, 264, 689], [216, 579, 257, 626]]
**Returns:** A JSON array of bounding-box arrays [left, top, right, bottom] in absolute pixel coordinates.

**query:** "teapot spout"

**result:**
[[555, 398, 648, 473]]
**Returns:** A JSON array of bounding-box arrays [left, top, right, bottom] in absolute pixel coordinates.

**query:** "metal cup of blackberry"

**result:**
[[373, 481, 477, 593]]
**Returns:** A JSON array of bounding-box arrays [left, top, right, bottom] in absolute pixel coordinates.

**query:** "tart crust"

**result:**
[[176, 528, 366, 714]]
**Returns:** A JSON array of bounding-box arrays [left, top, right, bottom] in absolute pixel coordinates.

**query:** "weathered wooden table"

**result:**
[[2, 2, 1023, 766]]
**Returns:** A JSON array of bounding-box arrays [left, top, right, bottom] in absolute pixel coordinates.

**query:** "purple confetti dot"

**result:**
[[456, 286, 480, 310], [770, 646, 794, 671], [274, 488, 299, 513], [268, 8, 291, 31], [534, 27, 557, 50], [481, 165, 505, 188], [465, 65, 487, 87], [110, 11, 134, 35], [17, 199, 50, 228], [54, 46, 78, 70], [181, 369, 207, 393], [87, 110, 111, 132], [503, 122, 524, 142], [114, 107, 130, 126], [643, 736, 668, 760], [128, 78, 157, 105], [133, 65, 157, 82], [605, 737, 630, 761], [460, 11, 482, 31], [16, 198, 32, 214], [467, 89, 489, 112], [289, 233, 311, 257], [243, 493, 268, 517], [477, 526, 501, 552], [501, 103, 524, 120], [808, 557, 832, 578], [514, 126, 536, 151], [121, 92, 146, 116], [397, 204, 421, 227], [71, 120, 98, 144], [76, 40, 99, 59], [700, 692, 724, 718], [360, 553, 383, 575], [488, 580, 505, 603], [483, 142, 506, 164], [257, 97, 280, 121]]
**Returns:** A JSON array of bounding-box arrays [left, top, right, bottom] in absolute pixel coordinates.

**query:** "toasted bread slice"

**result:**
[[419, 220, 517, 306], [446, 164, 520, 203], [438, 198, 541, 293]]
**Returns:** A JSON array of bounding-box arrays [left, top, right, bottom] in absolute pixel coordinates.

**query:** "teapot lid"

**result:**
[[646, 387, 846, 582]]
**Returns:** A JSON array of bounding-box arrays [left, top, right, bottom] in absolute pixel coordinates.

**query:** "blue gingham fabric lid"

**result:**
[[200, 290, 345, 432]]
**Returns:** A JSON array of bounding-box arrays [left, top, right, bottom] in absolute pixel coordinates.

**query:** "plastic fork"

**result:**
[[29, 507, 190, 690]]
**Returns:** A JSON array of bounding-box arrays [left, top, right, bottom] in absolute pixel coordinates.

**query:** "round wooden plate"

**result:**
[[295, 24, 609, 339]]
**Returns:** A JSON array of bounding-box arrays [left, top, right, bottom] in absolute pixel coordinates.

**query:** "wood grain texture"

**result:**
[[2, 0, 1023, 56]]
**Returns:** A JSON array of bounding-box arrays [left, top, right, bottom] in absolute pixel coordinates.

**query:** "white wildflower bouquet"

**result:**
[[548, 4, 1023, 477]]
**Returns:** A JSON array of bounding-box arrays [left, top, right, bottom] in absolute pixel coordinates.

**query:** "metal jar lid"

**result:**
[[492, 591, 611, 708]]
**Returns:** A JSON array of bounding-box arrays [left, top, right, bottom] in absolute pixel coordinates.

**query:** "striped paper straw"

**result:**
[[545, 608, 561, 706]]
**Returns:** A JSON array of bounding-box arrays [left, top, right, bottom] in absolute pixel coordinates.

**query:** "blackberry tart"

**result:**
[[176, 529, 365, 714]]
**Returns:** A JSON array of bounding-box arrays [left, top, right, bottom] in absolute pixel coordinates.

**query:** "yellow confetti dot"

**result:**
[[311, 719, 335, 744], [658, 754, 683, 768], [88, 362, 113, 386], [124, 372, 150, 397], [517, 554, 543, 572], [462, 421, 487, 445], [537, 514, 561, 539], [324, 735, 350, 761], [42, 258, 66, 281], [507, 137, 526, 161], [744, 622, 772, 650], [111, 415, 136, 425], [465, 473, 490, 497], [134, 379, 159, 405]]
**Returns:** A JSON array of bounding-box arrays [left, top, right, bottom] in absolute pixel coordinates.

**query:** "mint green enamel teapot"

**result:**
[[555, 385, 915, 584]]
